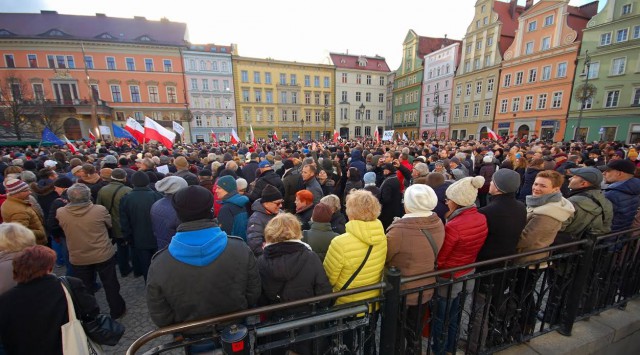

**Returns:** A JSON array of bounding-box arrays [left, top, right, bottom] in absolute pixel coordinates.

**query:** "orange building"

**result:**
[[0, 11, 188, 141], [493, 0, 597, 141]]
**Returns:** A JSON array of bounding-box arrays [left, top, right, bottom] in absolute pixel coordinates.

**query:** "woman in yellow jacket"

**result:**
[[323, 189, 387, 354]]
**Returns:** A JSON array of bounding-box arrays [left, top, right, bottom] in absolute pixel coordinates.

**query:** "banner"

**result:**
[[382, 130, 395, 141]]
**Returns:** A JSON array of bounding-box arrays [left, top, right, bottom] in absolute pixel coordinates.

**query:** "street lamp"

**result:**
[[573, 50, 594, 142], [359, 103, 365, 138], [432, 88, 443, 140], [323, 104, 329, 140]]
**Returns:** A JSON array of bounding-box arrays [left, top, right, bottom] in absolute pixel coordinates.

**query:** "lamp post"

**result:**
[[323, 104, 329, 140], [359, 103, 365, 138], [573, 50, 592, 142], [432, 88, 442, 140]]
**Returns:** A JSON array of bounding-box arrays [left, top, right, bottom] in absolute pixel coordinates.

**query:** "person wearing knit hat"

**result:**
[[149, 176, 188, 251], [379, 162, 403, 230], [492, 168, 521, 194], [110, 168, 127, 183], [386, 183, 445, 353], [155, 176, 188, 195], [1, 178, 46, 245], [445, 176, 485, 208], [131, 170, 150, 188], [246, 184, 283, 256], [216, 176, 250, 240], [300, 203, 339, 262], [236, 178, 248, 195], [173, 156, 199, 186]]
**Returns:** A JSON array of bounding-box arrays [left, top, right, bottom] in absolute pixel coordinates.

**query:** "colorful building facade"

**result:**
[[420, 41, 461, 140], [451, 0, 522, 140], [0, 11, 188, 141], [183, 44, 237, 143], [566, 0, 640, 143], [494, 0, 597, 141], [232, 56, 335, 141], [330, 53, 390, 139]]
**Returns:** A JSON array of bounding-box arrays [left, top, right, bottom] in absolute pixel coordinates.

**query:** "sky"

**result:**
[[1, 0, 605, 70]]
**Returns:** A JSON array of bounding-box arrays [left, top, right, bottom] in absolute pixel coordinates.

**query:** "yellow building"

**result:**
[[232, 56, 335, 141]]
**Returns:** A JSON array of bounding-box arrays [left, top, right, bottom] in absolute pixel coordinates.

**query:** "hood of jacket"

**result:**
[[351, 149, 363, 162], [168, 221, 228, 266], [528, 196, 575, 222], [387, 214, 443, 232], [63, 201, 95, 217], [606, 177, 640, 196], [345, 219, 386, 246], [251, 198, 271, 216], [221, 192, 250, 208], [261, 241, 310, 282], [310, 221, 333, 232]]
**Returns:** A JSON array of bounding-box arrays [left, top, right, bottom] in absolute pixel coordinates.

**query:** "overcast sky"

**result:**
[[1, 0, 604, 70]]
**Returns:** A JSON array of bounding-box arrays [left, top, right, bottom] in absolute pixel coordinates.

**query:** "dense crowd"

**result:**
[[0, 137, 639, 354]]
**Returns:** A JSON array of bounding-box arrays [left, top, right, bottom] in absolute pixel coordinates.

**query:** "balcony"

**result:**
[[16, 99, 112, 116]]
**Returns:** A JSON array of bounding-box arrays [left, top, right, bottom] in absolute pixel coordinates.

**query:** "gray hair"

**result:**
[[225, 160, 238, 171], [67, 183, 91, 204], [455, 152, 467, 160], [20, 171, 37, 184], [414, 162, 430, 177]]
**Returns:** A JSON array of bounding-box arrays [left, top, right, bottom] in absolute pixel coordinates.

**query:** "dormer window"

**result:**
[[41, 29, 69, 37], [357, 57, 368, 67], [96, 32, 115, 39], [0, 29, 15, 36], [137, 35, 153, 41]]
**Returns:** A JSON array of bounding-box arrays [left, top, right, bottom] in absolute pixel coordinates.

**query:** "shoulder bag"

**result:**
[[340, 245, 374, 291], [60, 279, 104, 355]]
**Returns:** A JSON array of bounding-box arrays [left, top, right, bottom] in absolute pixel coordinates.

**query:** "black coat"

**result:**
[[248, 169, 285, 203], [296, 204, 315, 231], [379, 174, 402, 230], [432, 181, 452, 224], [242, 161, 260, 184], [330, 211, 347, 234], [120, 187, 163, 249], [518, 167, 542, 201]]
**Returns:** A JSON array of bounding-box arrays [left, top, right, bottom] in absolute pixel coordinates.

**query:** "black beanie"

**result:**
[[283, 160, 294, 170], [53, 176, 73, 188], [261, 184, 283, 203], [172, 185, 214, 222], [131, 171, 150, 187]]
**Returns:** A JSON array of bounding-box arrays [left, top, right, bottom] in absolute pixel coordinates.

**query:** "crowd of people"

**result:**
[[0, 136, 639, 354]]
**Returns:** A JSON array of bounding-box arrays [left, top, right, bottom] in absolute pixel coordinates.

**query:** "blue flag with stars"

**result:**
[[112, 123, 139, 146], [41, 127, 64, 145]]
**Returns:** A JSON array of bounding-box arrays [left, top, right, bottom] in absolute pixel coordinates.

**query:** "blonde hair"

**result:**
[[0, 223, 36, 252], [320, 194, 341, 213], [264, 213, 302, 244], [346, 190, 381, 222]]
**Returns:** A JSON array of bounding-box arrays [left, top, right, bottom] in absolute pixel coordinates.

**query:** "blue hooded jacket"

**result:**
[[604, 177, 640, 233], [168, 226, 228, 266], [218, 193, 250, 241], [349, 149, 366, 180]]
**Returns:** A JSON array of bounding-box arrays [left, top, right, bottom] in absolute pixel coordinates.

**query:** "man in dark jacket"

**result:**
[[47, 176, 74, 272], [301, 164, 323, 205], [247, 185, 283, 256], [150, 176, 187, 250], [120, 171, 162, 281], [248, 161, 285, 203], [378, 163, 402, 230], [242, 152, 260, 184], [75, 164, 107, 202], [281, 160, 302, 213], [603, 160, 640, 233], [216, 175, 250, 241], [348, 149, 366, 179], [146, 185, 260, 337]]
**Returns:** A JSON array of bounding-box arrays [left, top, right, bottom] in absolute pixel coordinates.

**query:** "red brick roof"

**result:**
[[0, 11, 188, 46], [188, 43, 234, 54], [417, 36, 452, 59], [567, 1, 598, 41], [494, 0, 525, 56], [329, 53, 391, 72]]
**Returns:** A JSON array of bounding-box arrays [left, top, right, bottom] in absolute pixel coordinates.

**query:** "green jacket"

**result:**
[[561, 188, 613, 239], [120, 187, 162, 249], [96, 182, 132, 239]]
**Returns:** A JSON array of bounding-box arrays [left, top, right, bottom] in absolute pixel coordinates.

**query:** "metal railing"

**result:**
[[127, 227, 640, 355]]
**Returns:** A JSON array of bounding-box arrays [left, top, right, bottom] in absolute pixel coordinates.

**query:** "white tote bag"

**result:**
[[60, 282, 104, 355]]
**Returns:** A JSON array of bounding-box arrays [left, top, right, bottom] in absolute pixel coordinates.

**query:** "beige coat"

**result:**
[[1, 196, 46, 245]]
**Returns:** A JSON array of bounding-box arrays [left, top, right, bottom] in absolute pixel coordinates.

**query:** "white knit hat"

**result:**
[[404, 184, 438, 213], [446, 176, 485, 207]]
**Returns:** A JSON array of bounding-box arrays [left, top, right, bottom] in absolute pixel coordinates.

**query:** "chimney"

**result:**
[[509, 0, 517, 18], [525, 0, 533, 10]]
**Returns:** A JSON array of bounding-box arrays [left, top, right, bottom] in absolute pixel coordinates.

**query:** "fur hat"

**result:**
[[446, 176, 485, 207], [110, 168, 127, 182], [404, 184, 438, 213], [217, 175, 237, 193], [312, 203, 333, 223], [4, 178, 29, 195], [155, 176, 188, 195], [261, 184, 283, 203], [492, 169, 521, 194], [131, 171, 150, 187], [172, 185, 214, 222], [174, 156, 189, 169]]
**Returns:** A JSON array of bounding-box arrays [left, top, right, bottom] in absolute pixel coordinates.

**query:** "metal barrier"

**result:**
[[127, 227, 640, 355]]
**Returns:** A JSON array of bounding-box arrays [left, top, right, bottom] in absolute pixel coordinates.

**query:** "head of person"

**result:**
[[295, 190, 314, 210], [0, 222, 36, 253], [80, 163, 96, 177], [449, 157, 460, 169], [172, 185, 214, 222], [317, 169, 328, 183], [66, 183, 92, 205], [445, 176, 485, 211], [3, 179, 31, 200], [568, 167, 603, 191], [215, 175, 237, 199], [319, 194, 341, 214], [603, 159, 636, 184], [412, 162, 429, 179], [261, 184, 283, 215], [382, 163, 396, 176], [53, 176, 73, 196], [363, 172, 376, 186], [532, 170, 564, 197], [404, 184, 437, 215], [12, 245, 56, 284], [258, 160, 272, 173], [345, 190, 381, 222], [347, 167, 361, 182], [264, 213, 302, 244], [131, 170, 150, 188], [155, 176, 188, 196], [174, 156, 190, 171], [198, 169, 213, 182], [426, 172, 446, 189], [311, 203, 334, 224], [490, 169, 521, 196], [301, 164, 316, 182], [236, 178, 248, 195]]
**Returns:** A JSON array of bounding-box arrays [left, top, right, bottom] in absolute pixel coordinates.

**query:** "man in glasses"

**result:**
[[247, 185, 283, 256]]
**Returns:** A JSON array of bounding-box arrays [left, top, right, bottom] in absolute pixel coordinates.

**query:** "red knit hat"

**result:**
[[3, 178, 30, 196], [312, 203, 333, 223]]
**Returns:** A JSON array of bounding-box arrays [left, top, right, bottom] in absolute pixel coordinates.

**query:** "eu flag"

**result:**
[[41, 127, 64, 145], [112, 123, 139, 146]]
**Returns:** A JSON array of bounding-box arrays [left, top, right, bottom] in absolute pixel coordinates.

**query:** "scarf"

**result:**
[[402, 211, 433, 219], [526, 191, 562, 208]]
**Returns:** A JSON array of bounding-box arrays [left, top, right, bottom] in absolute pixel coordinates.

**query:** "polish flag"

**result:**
[[374, 126, 380, 144], [250, 125, 256, 145], [333, 130, 340, 142], [230, 128, 240, 144], [402, 133, 408, 141], [125, 117, 145, 143], [63, 135, 78, 154], [88, 131, 96, 141], [144, 116, 176, 148], [210, 130, 217, 142], [487, 128, 499, 141], [272, 130, 278, 141]]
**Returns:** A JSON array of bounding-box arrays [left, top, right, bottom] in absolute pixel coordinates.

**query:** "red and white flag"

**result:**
[[487, 128, 499, 141], [230, 128, 240, 144], [374, 126, 380, 144], [63, 135, 78, 154], [333, 130, 340, 142], [88, 130, 96, 141], [144, 116, 176, 148], [250, 125, 256, 145], [210, 130, 217, 142], [125, 117, 145, 143], [272, 130, 278, 141]]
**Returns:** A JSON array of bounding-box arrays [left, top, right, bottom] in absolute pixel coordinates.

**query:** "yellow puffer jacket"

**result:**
[[323, 219, 387, 306]]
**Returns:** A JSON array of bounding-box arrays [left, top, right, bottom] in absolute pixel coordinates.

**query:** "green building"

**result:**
[[566, 0, 640, 143]]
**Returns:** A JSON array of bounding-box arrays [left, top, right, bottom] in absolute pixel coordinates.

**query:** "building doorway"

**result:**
[[63, 117, 81, 140], [517, 124, 530, 139]]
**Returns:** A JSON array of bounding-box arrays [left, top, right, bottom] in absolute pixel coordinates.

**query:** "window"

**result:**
[[221, 62, 228, 72], [67, 56, 76, 68], [556, 62, 567, 78], [503, 74, 511, 87], [466, 44, 472, 54], [611, 57, 626, 75], [512, 97, 520, 112], [280, 91, 287, 104], [265, 72, 272, 84], [476, 40, 483, 50], [292, 92, 298, 104], [163, 59, 172, 72], [167, 87, 177, 103], [622, 3, 632, 14], [538, 93, 547, 109], [56, 55, 66, 68], [126, 57, 135, 71], [134, 112, 143, 121], [212, 61, 218, 71], [524, 95, 533, 111], [454, 105, 460, 118], [581, 97, 593, 109], [130, 85, 141, 102], [379, 93, 384, 102], [266, 91, 273, 103], [190, 79, 198, 90], [484, 101, 491, 116], [487, 78, 494, 92], [241, 71, 249, 83], [341, 91, 347, 102], [542, 65, 552, 80], [27, 54, 37, 68], [541, 37, 551, 50], [476, 81, 482, 94], [33, 83, 44, 101], [600, 32, 612, 46], [324, 77, 330, 88], [444, 94, 449, 104], [466, 83, 472, 96], [84, 56, 93, 69], [552, 91, 563, 108], [528, 68, 537, 83], [587, 62, 599, 79], [355, 92, 361, 102], [110, 85, 122, 102], [605, 90, 620, 107], [314, 76, 320, 87], [456, 85, 461, 97], [355, 74, 362, 84], [341, 73, 347, 84], [212, 80, 219, 91], [485, 55, 491, 67], [525, 41, 534, 54], [304, 92, 310, 104], [255, 89, 262, 103], [380, 76, 385, 85], [4, 54, 15, 68], [617, 29, 629, 42], [202, 79, 209, 91], [487, 37, 493, 47], [148, 86, 159, 103], [242, 89, 250, 102], [106, 56, 116, 70], [464, 104, 469, 117], [528, 21, 537, 32], [366, 92, 371, 102], [634, 25, 640, 39], [254, 71, 261, 84], [544, 15, 554, 26], [473, 103, 479, 116], [515, 71, 524, 85], [290, 74, 297, 85], [632, 88, 640, 105], [475, 58, 481, 69], [142, 58, 153, 72], [465, 61, 471, 72]]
